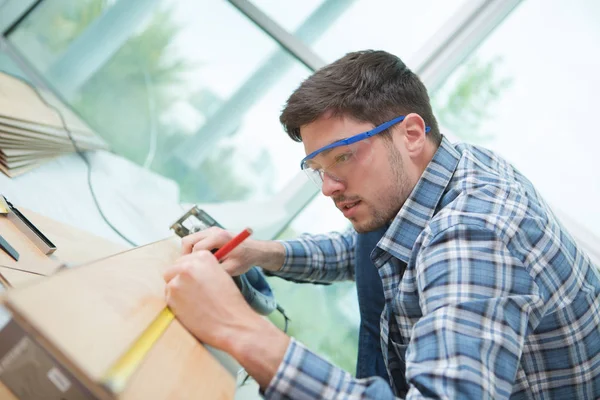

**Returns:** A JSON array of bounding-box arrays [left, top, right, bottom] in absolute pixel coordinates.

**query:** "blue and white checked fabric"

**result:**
[[267, 136, 600, 399]]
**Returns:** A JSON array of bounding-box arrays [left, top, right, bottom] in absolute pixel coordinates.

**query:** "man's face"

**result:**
[[301, 115, 413, 233]]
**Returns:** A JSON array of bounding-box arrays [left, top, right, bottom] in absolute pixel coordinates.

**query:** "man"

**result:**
[[163, 50, 600, 399]]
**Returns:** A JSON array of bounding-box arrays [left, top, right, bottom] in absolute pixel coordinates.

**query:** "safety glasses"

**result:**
[[300, 115, 430, 187]]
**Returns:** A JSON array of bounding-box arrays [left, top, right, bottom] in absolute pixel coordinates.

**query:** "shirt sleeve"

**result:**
[[273, 227, 357, 283], [264, 338, 398, 400], [404, 223, 546, 399]]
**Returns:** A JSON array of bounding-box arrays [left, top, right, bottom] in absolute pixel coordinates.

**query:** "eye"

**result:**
[[335, 152, 352, 164], [303, 160, 318, 170]]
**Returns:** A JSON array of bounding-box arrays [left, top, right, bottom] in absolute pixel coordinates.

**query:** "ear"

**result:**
[[401, 113, 427, 157]]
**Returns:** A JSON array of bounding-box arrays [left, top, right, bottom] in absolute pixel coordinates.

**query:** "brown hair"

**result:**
[[280, 50, 441, 145]]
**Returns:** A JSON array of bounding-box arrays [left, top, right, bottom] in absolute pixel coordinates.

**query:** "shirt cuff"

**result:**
[[263, 338, 354, 399], [275, 240, 295, 274]]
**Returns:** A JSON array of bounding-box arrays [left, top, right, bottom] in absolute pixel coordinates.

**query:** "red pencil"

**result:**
[[213, 228, 253, 261]]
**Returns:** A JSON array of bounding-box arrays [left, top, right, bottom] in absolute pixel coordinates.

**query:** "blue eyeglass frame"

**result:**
[[300, 115, 431, 169]]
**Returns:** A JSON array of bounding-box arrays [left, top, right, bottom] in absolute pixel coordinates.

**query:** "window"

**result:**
[[250, 0, 328, 32], [0, 0, 40, 33], [0, 48, 27, 80], [254, 0, 469, 64], [8, 0, 311, 203], [431, 0, 600, 239]]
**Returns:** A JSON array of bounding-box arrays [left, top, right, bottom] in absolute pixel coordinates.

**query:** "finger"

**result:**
[[165, 276, 181, 309], [165, 250, 224, 284], [181, 231, 209, 255], [191, 236, 221, 254], [220, 259, 241, 276], [185, 250, 218, 264], [191, 229, 231, 253], [163, 257, 194, 283], [163, 263, 184, 284]]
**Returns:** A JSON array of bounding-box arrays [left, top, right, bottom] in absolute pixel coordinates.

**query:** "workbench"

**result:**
[[0, 208, 237, 399]]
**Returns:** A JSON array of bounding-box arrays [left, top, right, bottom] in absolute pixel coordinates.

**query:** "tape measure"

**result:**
[[0, 195, 10, 214], [100, 227, 252, 394], [101, 307, 175, 393]]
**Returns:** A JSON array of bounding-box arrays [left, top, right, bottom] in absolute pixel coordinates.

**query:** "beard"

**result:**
[[352, 143, 410, 233]]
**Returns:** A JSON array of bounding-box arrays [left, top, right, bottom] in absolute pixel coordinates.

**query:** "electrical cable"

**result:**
[[2, 71, 138, 247], [4, 73, 294, 388], [278, 304, 290, 334]]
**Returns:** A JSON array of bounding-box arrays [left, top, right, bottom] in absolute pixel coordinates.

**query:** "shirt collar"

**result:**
[[376, 136, 461, 264]]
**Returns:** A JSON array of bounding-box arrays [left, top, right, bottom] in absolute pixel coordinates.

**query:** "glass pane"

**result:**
[[7, 0, 119, 68], [315, 0, 470, 63], [8, 0, 309, 203], [0, 49, 28, 81], [251, 0, 327, 32], [431, 0, 600, 237], [269, 194, 358, 374], [264, 0, 468, 64]]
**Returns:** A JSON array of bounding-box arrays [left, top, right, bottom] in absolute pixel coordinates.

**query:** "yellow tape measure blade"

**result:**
[[101, 307, 175, 393]]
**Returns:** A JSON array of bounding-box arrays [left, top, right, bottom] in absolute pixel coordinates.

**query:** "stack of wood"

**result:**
[[0, 209, 236, 399], [0, 72, 108, 178]]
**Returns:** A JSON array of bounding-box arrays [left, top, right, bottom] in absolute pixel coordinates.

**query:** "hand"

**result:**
[[163, 251, 259, 351], [181, 227, 285, 275], [164, 250, 291, 389]]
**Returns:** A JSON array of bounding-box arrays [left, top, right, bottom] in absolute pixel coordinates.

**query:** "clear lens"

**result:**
[[302, 167, 324, 187], [301, 138, 375, 188]]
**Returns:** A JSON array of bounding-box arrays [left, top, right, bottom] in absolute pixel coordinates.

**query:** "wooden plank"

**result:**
[[0, 138, 73, 150], [0, 162, 46, 178], [0, 266, 43, 289], [0, 119, 106, 148], [2, 148, 67, 158], [1, 156, 62, 166], [0, 72, 97, 136], [0, 382, 18, 400], [0, 72, 107, 177], [123, 321, 235, 400], [4, 237, 235, 399], [0, 208, 126, 275], [0, 155, 59, 169], [6, 238, 181, 380]]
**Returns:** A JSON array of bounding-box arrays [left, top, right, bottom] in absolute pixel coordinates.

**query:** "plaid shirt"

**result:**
[[266, 137, 600, 399]]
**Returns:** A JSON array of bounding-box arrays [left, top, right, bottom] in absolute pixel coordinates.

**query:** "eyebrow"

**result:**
[[323, 131, 358, 150], [316, 138, 348, 158], [325, 130, 363, 146], [326, 136, 348, 146]]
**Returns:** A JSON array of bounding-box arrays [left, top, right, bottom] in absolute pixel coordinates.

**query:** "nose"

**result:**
[[321, 172, 345, 197]]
